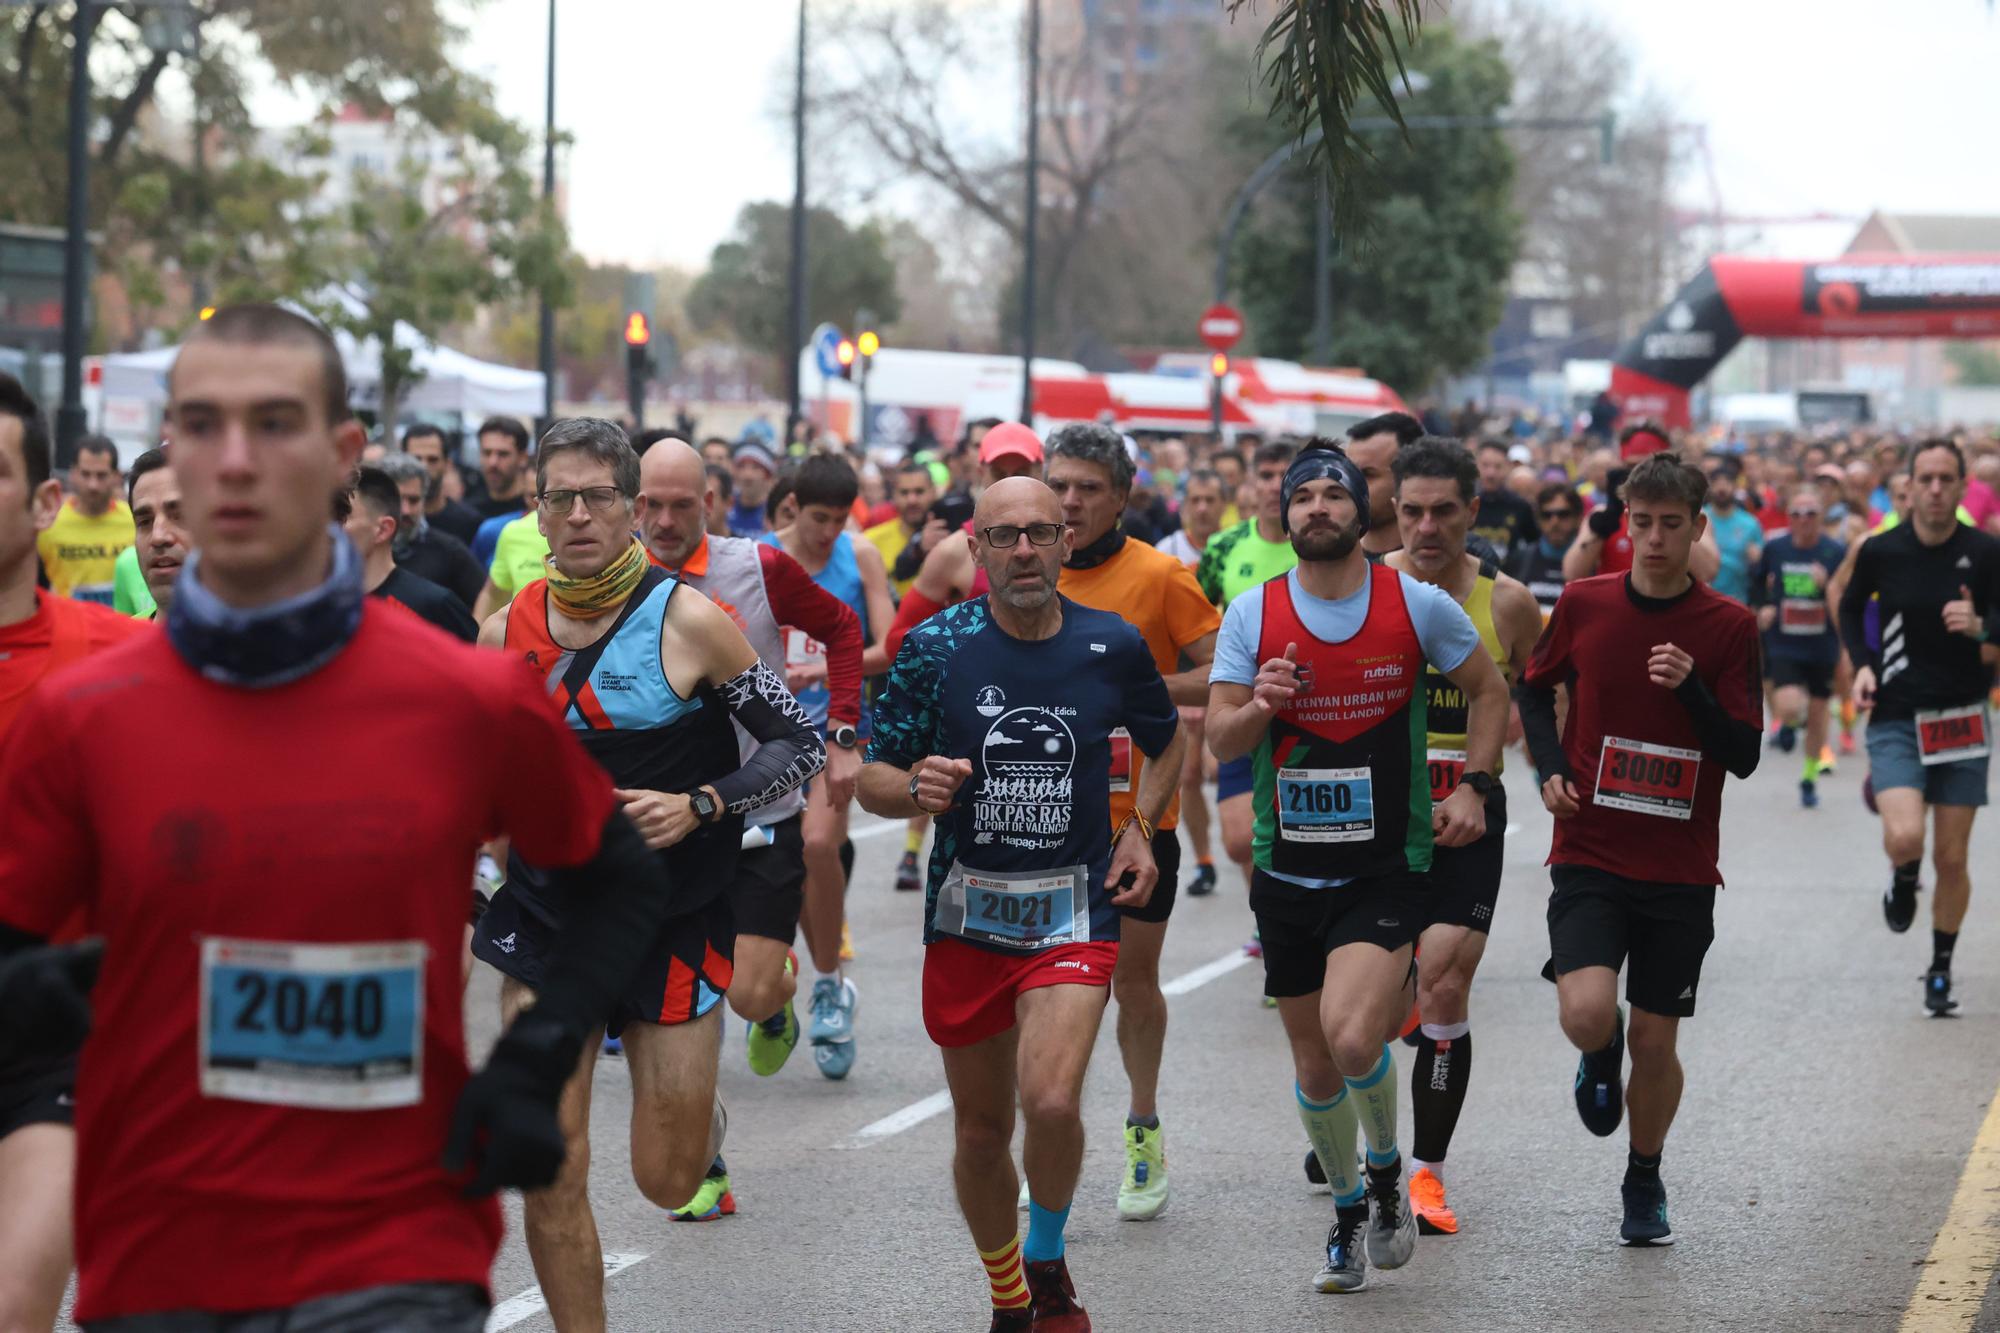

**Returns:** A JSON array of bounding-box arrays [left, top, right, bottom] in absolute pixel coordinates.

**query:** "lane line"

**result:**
[[839, 946, 1255, 1149], [487, 1251, 647, 1331], [1899, 1089, 2000, 1332]]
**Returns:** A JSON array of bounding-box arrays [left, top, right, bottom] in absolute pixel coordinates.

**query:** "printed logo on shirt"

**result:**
[[975, 685, 1007, 718], [1089, 643, 1106, 654], [972, 707, 1075, 850], [493, 932, 518, 955], [150, 808, 227, 887], [1956, 555, 1972, 570]]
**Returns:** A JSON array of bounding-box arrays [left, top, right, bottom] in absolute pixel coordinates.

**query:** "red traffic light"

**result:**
[[836, 338, 857, 368], [624, 312, 651, 346], [1210, 352, 1230, 378]]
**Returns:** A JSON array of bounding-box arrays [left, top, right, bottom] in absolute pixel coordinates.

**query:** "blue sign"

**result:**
[[811, 322, 845, 378]]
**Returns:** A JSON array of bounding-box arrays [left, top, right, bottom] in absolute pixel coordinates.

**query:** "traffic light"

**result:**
[[835, 337, 857, 380], [857, 329, 880, 360], [1210, 352, 1229, 378], [624, 311, 652, 428]]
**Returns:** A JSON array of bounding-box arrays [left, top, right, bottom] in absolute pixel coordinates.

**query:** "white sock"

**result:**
[[1411, 1157, 1443, 1184], [814, 968, 843, 988]]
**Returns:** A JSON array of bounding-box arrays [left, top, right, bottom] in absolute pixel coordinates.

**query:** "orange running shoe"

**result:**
[[1839, 731, 1856, 756], [1409, 1167, 1459, 1236]]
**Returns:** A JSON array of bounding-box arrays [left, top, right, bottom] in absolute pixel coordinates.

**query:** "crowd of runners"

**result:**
[[0, 305, 1996, 1330]]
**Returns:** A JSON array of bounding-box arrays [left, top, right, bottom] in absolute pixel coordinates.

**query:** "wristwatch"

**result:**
[[829, 723, 859, 750], [1458, 770, 1498, 799], [907, 771, 928, 810], [689, 788, 722, 823]]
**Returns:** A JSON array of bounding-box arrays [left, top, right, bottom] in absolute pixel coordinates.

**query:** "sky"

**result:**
[[455, 0, 2000, 271]]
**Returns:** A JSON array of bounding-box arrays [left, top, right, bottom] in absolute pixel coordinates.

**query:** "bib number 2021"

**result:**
[[978, 893, 1055, 931]]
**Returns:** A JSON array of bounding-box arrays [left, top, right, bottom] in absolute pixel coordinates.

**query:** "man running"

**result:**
[[1751, 487, 1845, 808], [1470, 438, 1540, 565], [341, 465, 477, 641], [866, 458, 940, 598], [1838, 439, 2000, 1016], [36, 433, 131, 605], [0, 305, 675, 1331], [1518, 451, 1762, 1247], [763, 453, 895, 1079], [1158, 468, 1229, 898], [1047, 423, 1219, 1221], [1383, 439, 1542, 1236], [472, 419, 824, 1330], [860, 476, 1184, 1332], [124, 448, 190, 618], [378, 450, 485, 609], [1345, 413, 1424, 561], [1507, 482, 1582, 621], [0, 374, 141, 1333], [1207, 443, 1508, 1293]]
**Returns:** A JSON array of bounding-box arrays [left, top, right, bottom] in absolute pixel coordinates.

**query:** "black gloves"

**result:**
[[0, 938, 102, 1066], [443, 1010, 585, 1196], [1588, 470, 1629, 539]]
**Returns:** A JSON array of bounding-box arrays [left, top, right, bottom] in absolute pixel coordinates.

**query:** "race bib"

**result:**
[[934, 863, 1089, 952], [1108, 727, 1132, 794], [1779, 600, 1826, 634], [783, 627, 825, 669], [1593, 736, 1700, 821], [1277, 766, 1375, 843], [199, 938, 426, 1110], [1426, 748, 1466, 806], [1917, 705, 1990, 766]]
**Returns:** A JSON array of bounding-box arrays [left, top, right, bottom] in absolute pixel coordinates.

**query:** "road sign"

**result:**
[[811, 322, 845, 378], [1198, 303, 1244, 353]]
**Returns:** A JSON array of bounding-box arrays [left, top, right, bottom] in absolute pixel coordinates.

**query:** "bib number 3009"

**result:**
[[1277, 767, 1375, 843], [1592, 736, 1700, 821]]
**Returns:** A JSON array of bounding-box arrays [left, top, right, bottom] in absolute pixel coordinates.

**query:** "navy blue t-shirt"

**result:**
[[868, 595, 1178, 953], [1753, 533, 1845, 663]]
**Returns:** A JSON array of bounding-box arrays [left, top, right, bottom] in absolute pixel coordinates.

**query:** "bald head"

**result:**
[[635, 437, 712, 567], [974, 477, 1068, 615], [974, 475, 1061, 529]]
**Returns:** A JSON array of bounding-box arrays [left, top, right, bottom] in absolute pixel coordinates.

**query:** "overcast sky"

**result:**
[[458, 0, 1999, 271]]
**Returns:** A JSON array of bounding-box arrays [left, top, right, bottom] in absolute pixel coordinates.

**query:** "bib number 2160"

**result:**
[[1277, 767, 1375, 843]]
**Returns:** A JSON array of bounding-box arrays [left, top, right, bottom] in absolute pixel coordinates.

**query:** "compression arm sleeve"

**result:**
[[711, 659, 827, 814], [1514, 680, 1571, 784], [886, 585, 947, 663], [1672, 672, 1762, 779]]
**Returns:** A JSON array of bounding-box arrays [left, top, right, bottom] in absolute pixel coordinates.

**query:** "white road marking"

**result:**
[[1506, 821, 1520, 835], [839, 946, 1255, 1148], [487, 1251, 647, 1331]]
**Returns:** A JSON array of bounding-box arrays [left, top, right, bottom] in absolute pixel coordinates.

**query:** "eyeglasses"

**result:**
[[539, 486, 627, 515], [980, 522, 1064, 549], [1787, 508, 1820, 518], [1538, 508, 1577, 520]]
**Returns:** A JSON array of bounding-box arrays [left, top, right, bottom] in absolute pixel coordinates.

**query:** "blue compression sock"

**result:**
[[1024, 1198, 1071, 1262], [1347, 1043, 1401, 1169]]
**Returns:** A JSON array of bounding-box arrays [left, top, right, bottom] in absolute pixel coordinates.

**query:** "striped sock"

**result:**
[[1348, 1043, 1400, 1168], [1297, 1083, 1364, 1207], [980, 1236, 1031, 1310]]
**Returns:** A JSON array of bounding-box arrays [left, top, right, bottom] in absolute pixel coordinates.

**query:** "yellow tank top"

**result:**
[[1423, 569, 1508, 797]]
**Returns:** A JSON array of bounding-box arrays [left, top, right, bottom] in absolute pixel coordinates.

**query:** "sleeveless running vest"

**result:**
[[672, 534, 804, 827], [1252, 565, 1431, 881], [502, 564, 740, 918], [1422, 564, 1509, 804]]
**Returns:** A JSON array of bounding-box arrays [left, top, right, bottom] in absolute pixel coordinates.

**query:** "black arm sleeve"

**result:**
[[527, 810, 671, 1039], [1672, 673, 1762, 779], [1514, 680, 1571, 784], [1837, 544, 1878, 673], [711, 659, 827, 814]]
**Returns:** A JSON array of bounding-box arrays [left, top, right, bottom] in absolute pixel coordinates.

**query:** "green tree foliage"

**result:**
[[686, 204, 900, 369], [1231, 24, 1519, 393], [1945, 343, 2000, 387]]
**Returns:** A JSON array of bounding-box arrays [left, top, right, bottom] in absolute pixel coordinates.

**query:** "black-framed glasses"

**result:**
[[980, 522, 1064, 549], [539, 486, 627, 515], [1539, 507, 1577, 520]]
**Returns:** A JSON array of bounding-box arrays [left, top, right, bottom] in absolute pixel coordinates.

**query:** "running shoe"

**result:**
[[601, 1033, 623, 1057], [987, 1309, 1033, 1332], [1883, 877, 1919, 934], [1025, 1258, 1090, 1332], [1573, 1006, 1625, 1138], [1118, 1123, 1169, 1220], [1311, 1204, 1371, 1293], [669, 1157, 736, 1221], [1618, 1176, 1673, 1246], [746, 952, 800, 1075], [895, 849, 921, 893], [1244, 932, 1263, 959], [1771, 724, 1796, 753], [1409, 1166, 1458, 1236], [1364, 1157, 1417, 1270], [1186, 862, 1218, 898], [1840, 730, 1856, 755], [1799, 779, 1819, 809], [808, 977, 858, 1080], [1304, 1149, 1330, 1193], [1818, 745, 1837, 776], [1924, 969, 1959, 1017]]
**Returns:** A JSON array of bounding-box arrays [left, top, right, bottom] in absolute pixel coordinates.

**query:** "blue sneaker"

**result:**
[[808, 977, 857, 1080], [1573, 1006, 1624, 1137], [601, 1033, 623, 1057], [1800, 779, 1819, 809], [1619, 1176, 1673, 1246]]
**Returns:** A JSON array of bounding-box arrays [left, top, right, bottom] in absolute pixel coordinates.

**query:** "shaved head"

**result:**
[[636, 437, 713, 567], [974, 477, 1068, 614], [974, 475, 1062, 529]]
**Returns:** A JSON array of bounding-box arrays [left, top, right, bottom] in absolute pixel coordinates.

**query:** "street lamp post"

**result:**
[[787, 0, 808, 445], [536, 0, 556, 434], [1018, 0, 1040, 425]]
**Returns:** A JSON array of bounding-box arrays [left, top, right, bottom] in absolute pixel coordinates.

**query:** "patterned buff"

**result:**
[[1280, 446, 1371, 535], [164, 526, 365, 689], [546, 537, 649, 618]]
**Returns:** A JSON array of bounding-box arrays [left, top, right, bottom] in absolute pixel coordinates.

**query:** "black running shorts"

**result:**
[[1118, 827, 1181, 925], [82, 1282, 488, 1332], [473, 887, 736, 1036], [1425, 786, 1506, 934], [1544, 864, 1716, 1018], [1251, 867, 1430, 999], [1768, 656, 1835, 699], [732, 814, 808, 942], [0, 1054, 74, 1139]]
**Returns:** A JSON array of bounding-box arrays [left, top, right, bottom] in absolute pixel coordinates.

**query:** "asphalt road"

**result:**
[[461, 745, 2000, 1333]]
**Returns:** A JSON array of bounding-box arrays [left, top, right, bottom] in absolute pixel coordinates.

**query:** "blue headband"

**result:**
[[1280, 447, 1370, 535]]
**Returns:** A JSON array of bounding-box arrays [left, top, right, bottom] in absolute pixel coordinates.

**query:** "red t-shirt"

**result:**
[[1522, 573, 1760, 886], [0, 601, 617, 1322], [0, 588, 144, 739]]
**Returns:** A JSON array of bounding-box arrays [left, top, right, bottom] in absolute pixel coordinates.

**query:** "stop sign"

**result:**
[[1198, 303, 1244, 352]]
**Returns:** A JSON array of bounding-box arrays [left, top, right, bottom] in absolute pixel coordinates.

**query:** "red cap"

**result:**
[[1619, 426, 1671, 462], [978, 422, 1044, 466]]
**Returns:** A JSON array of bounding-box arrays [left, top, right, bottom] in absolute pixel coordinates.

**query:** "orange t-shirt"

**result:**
[[1058, 537, 1220, 830]]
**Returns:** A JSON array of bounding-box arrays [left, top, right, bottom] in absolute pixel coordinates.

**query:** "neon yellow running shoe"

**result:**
[[1118, 1122, 1169, 1220], [669, 1157, 736, 1221], [746, 952, 800, 1076]]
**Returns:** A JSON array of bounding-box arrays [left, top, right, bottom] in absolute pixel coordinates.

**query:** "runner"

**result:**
[[1699, 454, 1763, 605], [1159, 468, 1228, 898], [1206, 442, 1508, 1293], [1750, 487, 1845, 808], [860, 476, 1185, 1331], [1837, 439, 2000, 1016], [340, 465, 477, 641], [1047, 423, 1220, 1221], [0, 374, 141, 1333], [1507, 482, 1582, 620], [467, 416, 536, 563], [763, 453, 895, 1080], [35, 433, 131, 605], [1195, 440, 1298, 908], [636, 438, 865, 1093], [866, 458, 940, 597], [123, 447, 190, 618], [1470, 438, 1540, 565], [0, 305, 675, 1331], [1518, 450, 1763, 1247], [1383, 438, 1542, 1236], [472, 418, 825, 1329], [1564, 425, 1721, 586], [1345, 413, 1424, 560], [377, 451, 485, 609]]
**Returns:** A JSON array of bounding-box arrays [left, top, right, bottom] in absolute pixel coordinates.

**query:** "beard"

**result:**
[[1291, 515, 1363, 563]]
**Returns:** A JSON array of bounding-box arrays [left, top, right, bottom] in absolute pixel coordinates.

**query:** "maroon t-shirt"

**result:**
[[1522, 572, 1761, 886]]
